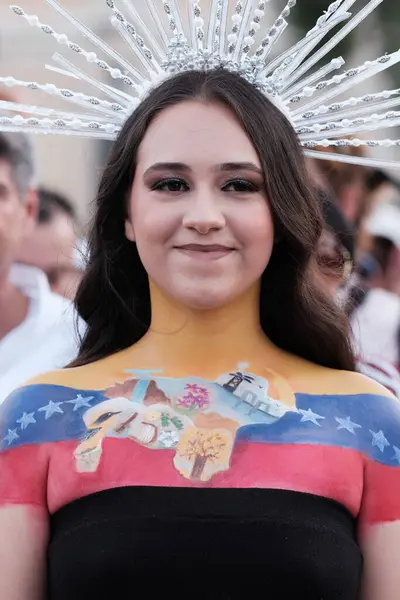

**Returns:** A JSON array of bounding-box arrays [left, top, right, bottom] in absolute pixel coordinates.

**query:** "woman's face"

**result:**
[[126, 100, 274, 309], [316, 228, 352, 298]]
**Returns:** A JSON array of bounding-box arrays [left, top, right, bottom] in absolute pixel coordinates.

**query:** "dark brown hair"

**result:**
[[72, 70, 355, 371]]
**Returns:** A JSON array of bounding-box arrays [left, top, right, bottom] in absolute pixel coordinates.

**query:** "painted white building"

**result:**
[[216, 370, 292, 418]]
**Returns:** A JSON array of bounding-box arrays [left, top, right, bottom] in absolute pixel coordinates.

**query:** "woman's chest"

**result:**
[[44, 369, 367, 517]]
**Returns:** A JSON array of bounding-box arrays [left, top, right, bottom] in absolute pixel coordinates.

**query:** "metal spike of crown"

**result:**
[[0, 0, 399, 169]]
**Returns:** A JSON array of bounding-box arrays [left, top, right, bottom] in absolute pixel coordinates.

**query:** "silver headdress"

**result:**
[[0, 0, 400, 169]]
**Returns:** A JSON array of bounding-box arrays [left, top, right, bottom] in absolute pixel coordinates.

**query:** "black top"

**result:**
[[48, 486, 362, 600]]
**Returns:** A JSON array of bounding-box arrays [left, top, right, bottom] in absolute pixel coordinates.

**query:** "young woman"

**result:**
[[1, 70, 399, 600]]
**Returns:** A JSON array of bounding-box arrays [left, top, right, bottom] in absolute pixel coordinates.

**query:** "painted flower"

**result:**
[[177, 384, 211, 411]]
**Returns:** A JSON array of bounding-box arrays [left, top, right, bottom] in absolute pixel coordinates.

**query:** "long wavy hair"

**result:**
[[72, 70, 355, 371]]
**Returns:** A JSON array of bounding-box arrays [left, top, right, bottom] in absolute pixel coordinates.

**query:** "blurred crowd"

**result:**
[[310, 147, 400, 395], [0, 127, 400, 401], [0, 131, 86, 400]]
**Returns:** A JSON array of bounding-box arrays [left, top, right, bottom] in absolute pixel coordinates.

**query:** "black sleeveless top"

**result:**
[[48, 487, 362, 599]]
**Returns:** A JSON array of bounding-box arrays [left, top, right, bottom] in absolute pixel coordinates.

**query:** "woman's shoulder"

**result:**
[[22, 365, 93, 388], [0, 362, 107, 426], [0, 363, 110, 453], [14, 352, 118, 391], [288, 361, 400, 427], [303, 367, 400, 438], [281, 352, 396, 400], [326, 369, 396, 400]]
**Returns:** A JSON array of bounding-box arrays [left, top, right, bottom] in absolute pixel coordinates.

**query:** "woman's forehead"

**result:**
[[137, 100, 261, 169]]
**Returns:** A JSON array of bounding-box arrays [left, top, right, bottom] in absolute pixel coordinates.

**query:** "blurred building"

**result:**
[[0, 1, 116, 225]]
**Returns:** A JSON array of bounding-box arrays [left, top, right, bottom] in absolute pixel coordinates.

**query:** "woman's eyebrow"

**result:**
[[143, 162, 191, 176], [143, 161, 263, 177], [216, 162, 263, 175]]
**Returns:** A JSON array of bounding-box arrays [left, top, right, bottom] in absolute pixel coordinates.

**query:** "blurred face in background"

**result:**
[[360, 200, 400, 296], [0, 158, 36, 276], [17, 210, 82, 299], [316, 228, 353, 299], [308, 157, 370, 228], [357, 182, 400, 255]]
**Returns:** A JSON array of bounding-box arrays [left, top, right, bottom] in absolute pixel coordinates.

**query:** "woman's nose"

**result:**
[[182, 193, 226, 234]]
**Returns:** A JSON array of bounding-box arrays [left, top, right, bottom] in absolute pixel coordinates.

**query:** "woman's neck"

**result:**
[[131, 282, 280, 376]]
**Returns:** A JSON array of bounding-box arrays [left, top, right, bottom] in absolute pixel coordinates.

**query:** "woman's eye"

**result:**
[[222, 179, 260, 193], [152, 178, 189, 193]]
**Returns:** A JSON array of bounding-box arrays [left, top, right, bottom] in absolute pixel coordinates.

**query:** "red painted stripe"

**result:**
[[2, 439, 400, 526], [47, 439, 365, 516]]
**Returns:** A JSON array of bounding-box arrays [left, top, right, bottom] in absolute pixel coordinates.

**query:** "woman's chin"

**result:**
[[173, 288, 234, 311]]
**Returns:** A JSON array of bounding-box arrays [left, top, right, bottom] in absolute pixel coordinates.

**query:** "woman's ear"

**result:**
[[125, 219, 135, 242]]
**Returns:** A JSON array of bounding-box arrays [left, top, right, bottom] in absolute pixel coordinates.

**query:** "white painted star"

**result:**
[[4, 429, 19, 445], [66, 394, 94, 411], [370, 430, 390, 453], [38, 400, 64, 420], [16, 412, 37, 430], [335, 416, 362, 435], [392, 446, 400, 464], [299, 408, 325, 426]]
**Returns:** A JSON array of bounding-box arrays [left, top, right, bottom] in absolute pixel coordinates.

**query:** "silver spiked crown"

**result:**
[[0, 0, 400, 169]]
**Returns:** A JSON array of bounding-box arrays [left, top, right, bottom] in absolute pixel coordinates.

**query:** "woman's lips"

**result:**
[[174, 244, 235, 260]]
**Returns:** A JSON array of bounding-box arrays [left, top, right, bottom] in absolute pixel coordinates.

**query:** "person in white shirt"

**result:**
[[0, 132, 84, 402], [350, 201, 400, 367]]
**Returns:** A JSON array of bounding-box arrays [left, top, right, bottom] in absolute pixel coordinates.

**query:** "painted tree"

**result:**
[[223, 372, 255, 393], [177, 429, 230, 481]]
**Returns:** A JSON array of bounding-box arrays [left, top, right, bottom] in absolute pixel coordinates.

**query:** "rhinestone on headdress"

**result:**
[[0, 0, 399, 169]]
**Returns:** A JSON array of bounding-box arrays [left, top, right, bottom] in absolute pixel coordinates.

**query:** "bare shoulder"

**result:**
[[288, 354, 396, 400], [0, 361, 111, 452], [0, 362, 108, 425], [22, 357, 118, 391], [25, 366, 90, 388], [327, 369, 396, 400], [24, 368, 74, 387]]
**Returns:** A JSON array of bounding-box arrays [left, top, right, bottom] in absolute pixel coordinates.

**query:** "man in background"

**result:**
[[0, 132, 84, 401], [17, 187, 85, 300]]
